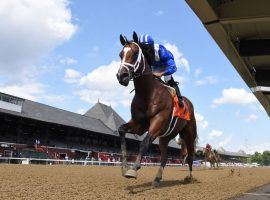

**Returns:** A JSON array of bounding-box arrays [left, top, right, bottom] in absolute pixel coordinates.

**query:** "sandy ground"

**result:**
[[0, 164, 269, 200]]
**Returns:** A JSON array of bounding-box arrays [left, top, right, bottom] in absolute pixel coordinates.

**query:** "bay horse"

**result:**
[[204, 148, 220, 168], [116, 32, 197, 186]]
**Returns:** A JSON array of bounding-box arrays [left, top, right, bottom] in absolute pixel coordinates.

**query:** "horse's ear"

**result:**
[[120, 34, 126, 46], [133, 31, 138, 43]]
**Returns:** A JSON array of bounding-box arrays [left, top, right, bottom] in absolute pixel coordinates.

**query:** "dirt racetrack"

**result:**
[[0, 164, 269, 200]]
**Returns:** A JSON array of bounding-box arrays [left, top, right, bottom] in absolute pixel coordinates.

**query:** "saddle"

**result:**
[[154, 76, 190, 121], [164, 84, 190, 121]]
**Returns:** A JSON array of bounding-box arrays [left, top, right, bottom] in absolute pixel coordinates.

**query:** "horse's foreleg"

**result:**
[[153, 137, 169, 187], [125, 114, 166, 179], [124, 133, 155, 178], [118, 123, 129, 176]]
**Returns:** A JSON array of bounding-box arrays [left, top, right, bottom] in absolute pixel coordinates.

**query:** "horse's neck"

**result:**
[[134, 74, 155, 99]]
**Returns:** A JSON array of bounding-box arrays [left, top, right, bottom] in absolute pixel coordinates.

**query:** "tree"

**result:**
[[251, 152, 262, 164], [262, 151, 270, 166], [251, 151, 270, 166]]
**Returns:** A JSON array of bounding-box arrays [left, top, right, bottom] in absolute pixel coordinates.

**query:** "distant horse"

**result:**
[[204, 148, 220, 168], [116, 32, 197, 186]]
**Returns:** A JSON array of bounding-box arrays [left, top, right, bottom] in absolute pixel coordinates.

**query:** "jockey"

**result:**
[[138, 34, 184, 107], [206, 143, 212, 151]]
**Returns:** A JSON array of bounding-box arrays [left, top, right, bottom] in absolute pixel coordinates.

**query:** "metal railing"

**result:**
[[0, 157, 184, 167]]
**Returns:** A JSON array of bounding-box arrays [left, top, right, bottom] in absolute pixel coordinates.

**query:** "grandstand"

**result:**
[[0, 92, 180, 163], [0, 92, 249, 164]]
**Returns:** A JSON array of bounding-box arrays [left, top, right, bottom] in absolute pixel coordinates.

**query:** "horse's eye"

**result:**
[[133, 52, 139, 60]]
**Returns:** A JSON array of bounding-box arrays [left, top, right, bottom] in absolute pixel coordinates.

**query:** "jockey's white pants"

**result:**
[[164, 75, 172, 83]]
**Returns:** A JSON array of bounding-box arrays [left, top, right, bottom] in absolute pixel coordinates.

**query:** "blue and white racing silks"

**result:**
[[151, 44, 177, 76], [139, 34, 154, 45]]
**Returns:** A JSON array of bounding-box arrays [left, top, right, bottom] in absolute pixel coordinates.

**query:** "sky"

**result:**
[[0, 0, 269, 154]]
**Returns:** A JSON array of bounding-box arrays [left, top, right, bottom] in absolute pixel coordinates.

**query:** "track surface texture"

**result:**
[[0, 165, 269, 200]]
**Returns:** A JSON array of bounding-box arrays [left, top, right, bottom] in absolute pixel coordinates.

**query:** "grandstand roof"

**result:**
[[84, 101, 125, 132], [0, 94, 114, 135], [217, 147, 249, 158], [186, 0, 270, 117]]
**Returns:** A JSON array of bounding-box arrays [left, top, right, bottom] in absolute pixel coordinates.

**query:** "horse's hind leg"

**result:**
[[152, 137, 169, 187], [186, 140, 194, 180], [182, 124, 196, 182]]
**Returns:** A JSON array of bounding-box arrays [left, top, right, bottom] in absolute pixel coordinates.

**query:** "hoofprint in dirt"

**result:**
[[0, 165, 269, 200]]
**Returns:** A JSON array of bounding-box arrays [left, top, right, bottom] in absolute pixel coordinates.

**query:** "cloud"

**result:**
[[209, 129, 223, 138], [68, 60, 134, 108], [245, 114, 258, 122], [0, 0, 77, 78], [0, 82, 71, 106], [76, 109, 86, 115], [195, 76, 218, 86], [194, 68, 202, 77], [195, 112, 208, 129], [212, 88, 257, 107], [163, 42, 190, 73], [64, 69, 82, 83], [60, 57, 77, 65], [0, 82, 45, 101], [155, 10, 164, 16], [217, 135, 233, 148]]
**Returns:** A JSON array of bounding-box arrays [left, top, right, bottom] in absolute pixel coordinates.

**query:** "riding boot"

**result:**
[[167, 78, 184, 107]]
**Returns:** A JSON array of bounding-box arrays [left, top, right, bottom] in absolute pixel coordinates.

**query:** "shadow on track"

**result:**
[[126, 179, 200, 194]]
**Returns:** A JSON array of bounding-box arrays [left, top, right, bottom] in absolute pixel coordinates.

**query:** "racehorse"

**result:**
[[204, 148, 220, 168], [116, 32, 197, 186]]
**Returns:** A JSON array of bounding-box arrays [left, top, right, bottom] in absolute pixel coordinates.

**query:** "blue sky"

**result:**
[[0, 0, 269, 153]]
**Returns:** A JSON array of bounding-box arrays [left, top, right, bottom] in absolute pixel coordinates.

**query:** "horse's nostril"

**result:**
[[122, 73, 129, 78]]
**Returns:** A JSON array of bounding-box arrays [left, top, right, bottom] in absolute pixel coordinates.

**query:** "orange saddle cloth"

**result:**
[[172, 96, 190, 120]]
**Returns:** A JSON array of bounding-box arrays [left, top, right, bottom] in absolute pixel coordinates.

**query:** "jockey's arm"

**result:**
[[164, 59, 177, 76], [153, 60, 177, 77]]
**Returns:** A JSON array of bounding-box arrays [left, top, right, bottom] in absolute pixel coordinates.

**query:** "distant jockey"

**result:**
[[138, 34, 184, 107], [206, 143, 212, 151]]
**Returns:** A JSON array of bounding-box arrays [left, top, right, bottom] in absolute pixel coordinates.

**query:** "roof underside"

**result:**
[[186, 0, 270, 117]]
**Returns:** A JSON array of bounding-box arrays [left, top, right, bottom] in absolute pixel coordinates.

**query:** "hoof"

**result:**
[[184, 176, 193, 184], [121, 166, 129, 177], [124, 169, 137, 179], [152, 179, 160, 187]]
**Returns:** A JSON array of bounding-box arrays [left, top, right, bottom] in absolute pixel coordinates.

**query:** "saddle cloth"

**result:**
[[173, 96, 190, 120], [164, 85, 190, 121]]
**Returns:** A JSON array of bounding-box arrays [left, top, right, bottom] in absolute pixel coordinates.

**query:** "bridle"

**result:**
[[119, 42, 151, 80]]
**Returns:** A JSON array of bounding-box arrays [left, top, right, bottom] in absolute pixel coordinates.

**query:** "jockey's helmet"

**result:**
[[139, 34, 155, 65], [139, 34, 154, 45]]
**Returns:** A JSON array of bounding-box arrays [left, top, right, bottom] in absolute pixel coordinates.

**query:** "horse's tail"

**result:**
[[183, 96, 198, 148]]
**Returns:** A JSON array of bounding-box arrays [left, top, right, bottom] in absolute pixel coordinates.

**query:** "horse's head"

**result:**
[[116, 32, 147, 86]]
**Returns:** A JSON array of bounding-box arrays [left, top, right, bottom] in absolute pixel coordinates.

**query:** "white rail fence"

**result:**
[[0, 157, 184, 167], [0, 157, 254, 168]]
